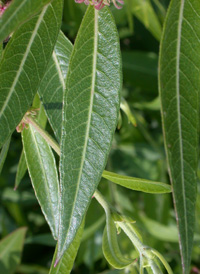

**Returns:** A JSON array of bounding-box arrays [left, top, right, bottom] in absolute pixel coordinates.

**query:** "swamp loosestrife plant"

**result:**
[[0, 0, 199, 273]]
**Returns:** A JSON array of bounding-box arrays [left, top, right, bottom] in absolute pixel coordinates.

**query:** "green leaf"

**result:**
[[38, 31, 73, 142], [130, 0, 162, 40], [0, 0, 53, 42], [159, 0, 200, 272], [15, 94, 47, 190], [0, 0, 63, 148], [58, 6, 121, 262], [102, 170, 171, 194], [14, 150, 27, 190], [22, 124, 60, 239], [102, 217, 133, 269], [0, 227, 27, 274], [0, 137, 10, 174], [49, 222, 84, 274]]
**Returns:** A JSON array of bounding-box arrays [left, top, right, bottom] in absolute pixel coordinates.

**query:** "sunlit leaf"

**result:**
[[58, 6, 121, 262]]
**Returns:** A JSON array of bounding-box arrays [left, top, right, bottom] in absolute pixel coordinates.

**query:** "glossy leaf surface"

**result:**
[[38, 31, 73, 142], [0, 0, 52, 42], [102, 170, 171, 194], [0, 0, 63, 148], [58, 6, 121, 261], [49, 222, 84, 274], [22, 124, 60, 239], [0, 228, 27, 274], [159, 0, 200, 272]]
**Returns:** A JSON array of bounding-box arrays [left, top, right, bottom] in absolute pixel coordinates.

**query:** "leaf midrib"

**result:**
[[0, 5, 48, 119], [29, 126, 57, 237], [176, 0, 188, 259], [52, 51, 65, 89], [60, 9, 98, 257]]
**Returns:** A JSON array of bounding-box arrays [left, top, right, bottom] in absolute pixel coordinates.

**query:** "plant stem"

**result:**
[[25, 116, 60, 156]]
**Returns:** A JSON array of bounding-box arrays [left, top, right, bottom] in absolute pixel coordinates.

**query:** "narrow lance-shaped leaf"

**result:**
[[0, 0, 53, 42], [130, 0, 162, 40], [49, 221, 84, 274], [102, 170, 171, 194], [159, 0, 200, 272], [22, 124, 60, 239], [58, 6, 121, 262], [0, 227, 27, 274], [38, 31, 73, 142], [102, 216, 133, 269], [0, 0, 63, 148], [0, 137, 10, 174]]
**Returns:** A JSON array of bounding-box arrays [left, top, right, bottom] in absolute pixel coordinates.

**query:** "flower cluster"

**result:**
[[75, 0, 124, 10], [0, 1, 11, 16]]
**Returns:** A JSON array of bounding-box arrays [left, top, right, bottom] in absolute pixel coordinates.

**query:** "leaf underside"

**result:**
[[58, 6, 121, 261], [159, 0, 200, 272]]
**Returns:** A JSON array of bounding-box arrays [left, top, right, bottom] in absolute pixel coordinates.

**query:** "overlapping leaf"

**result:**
[[0, 0, 63, 148], [58, 6, 121, 262], [159, 0, 200, 272], [38, 31, 73, 142], [0, 137, 10, 174], [22, 124, 60, 239], [0, 0, 53, 42]]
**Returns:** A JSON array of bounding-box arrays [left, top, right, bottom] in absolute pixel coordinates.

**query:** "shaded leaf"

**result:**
[[14, 150, 27, 190], [103, 217, 133, 269], [159, 0, 200, 272], [130, 0, 162, 40], [102, 170, 171, 194], [0, 0, 53, 42], [0, 0, 63, 148], [0, 227, 27, 274], [22, 124, 60, 239], [0, 137, 10, 174], [38, 31, 73, 142], [58, 6, 121, 261]]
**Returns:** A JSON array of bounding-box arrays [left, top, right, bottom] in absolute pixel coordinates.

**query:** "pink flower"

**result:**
[[75, 0, 124, 10], [0, 1, 11, 16]]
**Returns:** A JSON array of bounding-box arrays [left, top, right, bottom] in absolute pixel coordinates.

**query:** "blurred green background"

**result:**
[[1, 0, 200, 273]]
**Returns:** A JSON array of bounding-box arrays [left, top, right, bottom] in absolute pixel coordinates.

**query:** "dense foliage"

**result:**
[[0, 0, 200, 274]]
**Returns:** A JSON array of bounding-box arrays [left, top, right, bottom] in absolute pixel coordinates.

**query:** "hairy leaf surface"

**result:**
[[0, 0, 52, 42], [58, 6, 121, 261], [159, 0, 200, 272], [0, 228, 27, 274], [22, 125, 60, 239], [38, 31, 73, 142], [0, 0, 63, 148]]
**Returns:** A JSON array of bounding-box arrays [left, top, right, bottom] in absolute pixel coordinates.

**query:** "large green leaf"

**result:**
[[130, 0, 162, 40], [159, 0, 200, 272], [49, 222, 84, 274], [0, 0, 63, 148], [102, 170, 171, 194], [22, 124, 60, 239], [38, 31, 73, 142], [58, 6, 121, 262], [0, 227, 27, 274], [0, 0, 52, 42]]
